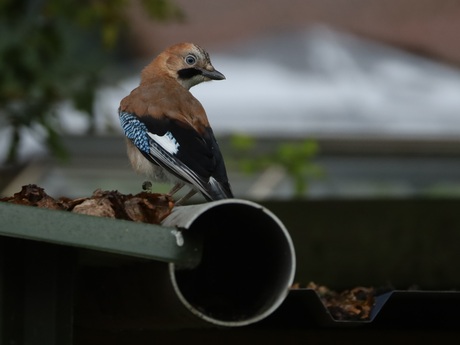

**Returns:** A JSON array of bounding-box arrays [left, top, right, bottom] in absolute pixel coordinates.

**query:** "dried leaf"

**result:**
[[0, 184, 174, 225]]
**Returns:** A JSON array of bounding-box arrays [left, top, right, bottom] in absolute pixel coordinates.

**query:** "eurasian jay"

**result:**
[[118, 42, 233, 203]]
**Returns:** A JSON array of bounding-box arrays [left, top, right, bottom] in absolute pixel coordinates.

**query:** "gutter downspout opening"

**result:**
[[162, 199, 296, 327]]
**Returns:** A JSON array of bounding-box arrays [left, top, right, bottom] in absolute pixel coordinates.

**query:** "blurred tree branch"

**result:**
[[0, 0, 183, 164], [229, 134, 324, 198]]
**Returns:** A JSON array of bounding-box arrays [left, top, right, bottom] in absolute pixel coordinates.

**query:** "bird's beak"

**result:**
[[200, 67, 226, 80]]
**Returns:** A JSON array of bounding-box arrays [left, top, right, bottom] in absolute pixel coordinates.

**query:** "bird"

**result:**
[[118, 42, 233, 204]]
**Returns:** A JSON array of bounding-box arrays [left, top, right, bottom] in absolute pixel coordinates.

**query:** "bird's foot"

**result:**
[[168, 182, 185, 196], [174, 189, 197, 206]]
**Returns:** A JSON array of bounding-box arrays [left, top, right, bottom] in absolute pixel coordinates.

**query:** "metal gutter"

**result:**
[[269, 289, 460, 328], [0, 202, 202, 267], [163, 199, 296, 326], [0, 199, 296, 327]]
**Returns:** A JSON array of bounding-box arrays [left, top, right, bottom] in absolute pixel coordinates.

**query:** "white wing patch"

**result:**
[[148, 131, 180, 155]]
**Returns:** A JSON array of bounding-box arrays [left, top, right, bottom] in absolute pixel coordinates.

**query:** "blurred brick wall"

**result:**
[[126, 0, 460, 66]]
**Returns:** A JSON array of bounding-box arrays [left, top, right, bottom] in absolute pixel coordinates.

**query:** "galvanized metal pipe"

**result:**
[[162, 199, 296, 327]]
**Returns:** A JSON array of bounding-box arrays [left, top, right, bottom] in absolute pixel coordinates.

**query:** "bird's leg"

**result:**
[[168, 182, 185, 196], [142, 180, 153, 192], [175, 189, 197, 206]]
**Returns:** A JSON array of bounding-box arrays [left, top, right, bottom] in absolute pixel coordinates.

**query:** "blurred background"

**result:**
[[2, 0, 460, 202], [3, 0, 460, 289]]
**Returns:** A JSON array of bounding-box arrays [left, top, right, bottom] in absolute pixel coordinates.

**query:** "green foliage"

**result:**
[[229, 134, 324, 197], [0, 0, 182, 164], [141, 0, 185, 22]]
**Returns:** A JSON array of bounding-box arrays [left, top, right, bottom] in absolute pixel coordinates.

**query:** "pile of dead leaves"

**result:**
[[291, 282, 376, 321], [0, 184, 174, 224]]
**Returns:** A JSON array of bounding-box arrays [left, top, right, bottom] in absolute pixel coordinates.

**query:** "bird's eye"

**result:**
[[185, 54, 197, 65]]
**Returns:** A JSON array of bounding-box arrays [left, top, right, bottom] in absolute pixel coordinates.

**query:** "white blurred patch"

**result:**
[[148, 131, 180, 155], [171, 229, 184, 247]]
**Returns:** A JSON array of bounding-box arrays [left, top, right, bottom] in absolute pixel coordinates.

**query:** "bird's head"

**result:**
[[142, 42, 225, 90]]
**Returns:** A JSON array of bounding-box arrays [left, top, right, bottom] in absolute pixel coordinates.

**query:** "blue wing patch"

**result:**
[[119, 111, 150, 153]]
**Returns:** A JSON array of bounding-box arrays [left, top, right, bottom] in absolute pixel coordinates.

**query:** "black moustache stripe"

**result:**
[[178, 68, 201, 79]]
